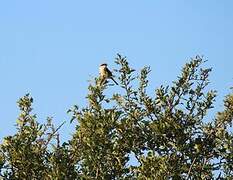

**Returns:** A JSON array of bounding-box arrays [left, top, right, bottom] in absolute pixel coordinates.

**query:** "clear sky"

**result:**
[[0, 1, 232, 141]]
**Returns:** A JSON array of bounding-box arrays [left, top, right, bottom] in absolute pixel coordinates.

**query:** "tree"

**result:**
[[0, 54, 232, 179]]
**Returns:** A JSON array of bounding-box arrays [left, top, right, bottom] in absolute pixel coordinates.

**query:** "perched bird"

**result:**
[[99, 63, 118, 85]]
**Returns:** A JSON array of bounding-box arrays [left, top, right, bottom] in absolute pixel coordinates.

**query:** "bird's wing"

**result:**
[[106, 67, 113, 76]]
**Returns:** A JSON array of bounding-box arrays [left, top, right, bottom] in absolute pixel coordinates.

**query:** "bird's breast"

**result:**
[[99, 66, 107, 76]]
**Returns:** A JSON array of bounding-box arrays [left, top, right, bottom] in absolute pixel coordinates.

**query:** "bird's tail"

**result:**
[[111, 77, 118, 85]]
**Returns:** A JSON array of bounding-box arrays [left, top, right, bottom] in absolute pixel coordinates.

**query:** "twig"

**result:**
[[216, 172, 221, 180], [186, 157, 197, 180], [45, 121, 66, 147]]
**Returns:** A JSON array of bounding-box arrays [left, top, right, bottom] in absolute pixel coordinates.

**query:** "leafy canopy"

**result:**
[[0, 55, 232, 179]]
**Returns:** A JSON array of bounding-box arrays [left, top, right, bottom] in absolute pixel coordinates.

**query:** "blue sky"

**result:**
[[0, 1, 232, 141]]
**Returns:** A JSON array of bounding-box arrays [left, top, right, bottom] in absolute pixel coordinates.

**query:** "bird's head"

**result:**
[[100, 63, 108, 67]]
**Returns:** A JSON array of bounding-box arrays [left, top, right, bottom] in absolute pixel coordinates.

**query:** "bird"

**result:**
[[99, 63, 118, 85]]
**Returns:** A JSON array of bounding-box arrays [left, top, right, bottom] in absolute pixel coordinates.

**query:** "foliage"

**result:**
[[0, 55, 232, 179]]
